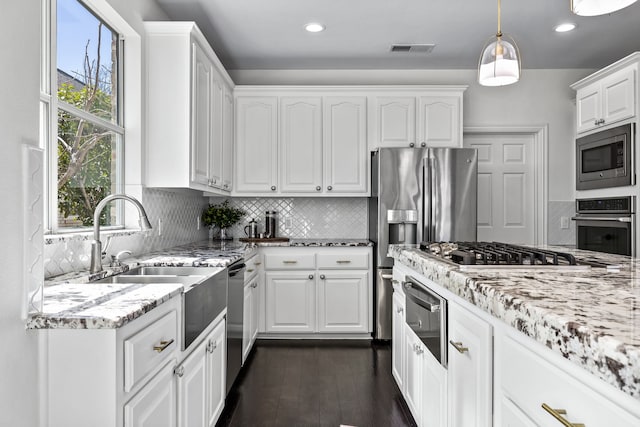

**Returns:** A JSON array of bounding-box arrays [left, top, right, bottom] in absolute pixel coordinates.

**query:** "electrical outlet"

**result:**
[[158, 218, 163, 236], [285, 217, 292, 229], [560, 216, 569, 229]]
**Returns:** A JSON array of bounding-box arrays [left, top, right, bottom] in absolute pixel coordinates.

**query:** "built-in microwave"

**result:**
[[576, 123, 634, 190]]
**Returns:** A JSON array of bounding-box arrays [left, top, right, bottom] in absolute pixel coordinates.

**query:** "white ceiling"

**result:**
[[154, 0, 640, 70]]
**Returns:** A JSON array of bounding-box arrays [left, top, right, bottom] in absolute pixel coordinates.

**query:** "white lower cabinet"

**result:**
[[391, 290, 405, 390], [403, 322, 447, 427], [124, 361, 178, 427], [448, 301, 492, 427], [242, 276, 260, 362], [176, 317, 226, 427], [262, 246, 372, 336]]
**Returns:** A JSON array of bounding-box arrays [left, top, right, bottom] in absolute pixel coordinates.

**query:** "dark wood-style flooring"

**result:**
[[216, 340, 416, 427]]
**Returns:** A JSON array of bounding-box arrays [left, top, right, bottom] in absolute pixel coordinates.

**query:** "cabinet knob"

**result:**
[[213, 178, 217, 184], [174, 365, 184, 377], [421, 142, 426, 147], [207, 340, 217, 353], [271, 185, 276, 191], [600, 119, 605, 125], [397, 307, 404, 314], [414, 344, 424, 355], [409, 142, 415, 148], [252, 282, 258, 288], [449, 340, 469, 354], [316, 186, 321, 191], [320, 274, 325, 280], [308, 274, 314, 280], [327, 186, 333, 191]]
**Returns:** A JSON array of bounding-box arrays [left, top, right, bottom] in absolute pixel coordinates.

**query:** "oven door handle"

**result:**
[[571, 216, 632, 222], [404, 282, 441, 313]]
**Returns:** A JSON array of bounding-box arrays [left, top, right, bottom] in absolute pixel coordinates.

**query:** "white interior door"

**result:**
[[464, 132, 537, 244]]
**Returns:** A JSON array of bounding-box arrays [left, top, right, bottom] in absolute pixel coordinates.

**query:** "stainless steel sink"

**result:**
[[94, 275, 203, 285], [124, 266, 220, 276]]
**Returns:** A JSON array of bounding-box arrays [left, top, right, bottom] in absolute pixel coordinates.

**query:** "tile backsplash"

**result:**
[[44, 188, 209, 279], [215, 197, 369, 240]]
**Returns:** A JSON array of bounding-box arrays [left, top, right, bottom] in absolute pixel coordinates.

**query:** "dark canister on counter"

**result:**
[[265, 211, 277, 238]]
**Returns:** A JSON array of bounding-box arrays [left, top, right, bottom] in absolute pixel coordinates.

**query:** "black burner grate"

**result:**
[[419, 242, 577, 266]]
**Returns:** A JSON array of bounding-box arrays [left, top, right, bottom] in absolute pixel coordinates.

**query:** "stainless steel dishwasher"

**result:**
[[226, 259, 245, 394]]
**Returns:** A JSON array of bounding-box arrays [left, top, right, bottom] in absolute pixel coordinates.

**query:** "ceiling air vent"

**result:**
[[390, 44, 436, 53]]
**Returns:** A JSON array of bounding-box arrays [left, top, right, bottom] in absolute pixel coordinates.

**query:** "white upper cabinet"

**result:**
[[370, 88, 465, 149], [323, 97, 368, 193], [234, 89, 370, 196], [280, 97, 323, 193], [221, 87, 234, 191], [572, 54, 638, 134], [374, 97, 417, 148], [234, 96, 279, 194], [145, 22, 234, 194]]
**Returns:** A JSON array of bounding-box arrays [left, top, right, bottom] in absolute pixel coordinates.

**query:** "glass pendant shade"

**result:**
[[478, 34, 520, 86], [571, 0, 637, 16]]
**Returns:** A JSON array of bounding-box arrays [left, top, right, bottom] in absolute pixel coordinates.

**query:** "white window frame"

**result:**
[[41, 0, 142, 234]]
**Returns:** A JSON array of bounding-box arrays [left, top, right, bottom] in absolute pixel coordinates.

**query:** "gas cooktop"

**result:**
[[418, 241, 603, 271]]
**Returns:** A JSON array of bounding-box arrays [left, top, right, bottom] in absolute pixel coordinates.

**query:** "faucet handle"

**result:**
[[110, 250, 132, 267]]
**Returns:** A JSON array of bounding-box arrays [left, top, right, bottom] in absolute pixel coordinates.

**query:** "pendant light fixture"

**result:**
[[478, 0, 521, 87], [570, 0, 637, 16]]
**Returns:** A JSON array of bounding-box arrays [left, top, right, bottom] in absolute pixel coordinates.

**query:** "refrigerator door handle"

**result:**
[[424, 156, 434, 242]]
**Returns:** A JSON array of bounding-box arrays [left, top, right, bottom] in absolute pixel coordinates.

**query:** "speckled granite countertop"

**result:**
[[389, 244, 640, 399], [30, 239, 370, 330], [254, 238, 373, 247]]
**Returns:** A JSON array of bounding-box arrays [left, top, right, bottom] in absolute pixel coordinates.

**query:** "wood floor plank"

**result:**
[[216, 340, 416, 427]]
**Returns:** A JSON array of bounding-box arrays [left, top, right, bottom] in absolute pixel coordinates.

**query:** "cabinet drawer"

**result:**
[[500, 334, 639, 427], [264, 253, 315, 270], [124, 310, 178, 392], [317, 252, 369, 269], [245, 253, 262, 281]]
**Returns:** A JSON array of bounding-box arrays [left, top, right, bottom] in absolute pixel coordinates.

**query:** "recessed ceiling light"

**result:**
[[304, 23, 325, 33], [555, 23, 576, 32]]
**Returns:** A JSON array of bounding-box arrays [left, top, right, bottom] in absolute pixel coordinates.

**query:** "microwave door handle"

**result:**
[[571, 216, 632, 222]]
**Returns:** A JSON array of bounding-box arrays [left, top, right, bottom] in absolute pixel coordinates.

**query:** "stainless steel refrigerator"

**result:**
[[369, 147, 477, 340]]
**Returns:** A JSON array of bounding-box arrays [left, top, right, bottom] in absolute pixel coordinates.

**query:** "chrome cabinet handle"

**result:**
[[153, 339, 174, 353], [541, 403, 585, 427], [336, 260, 351, 264], [397, 307, 404, 314], [414, 344, 423, 355], [174, 365, 184, 377], [327, 185, 333, 191], [449, 340, 469, 354], [320, 274, 325, 280], [594, 119, 599, 126], [252, 282, 258, 288], [316, 186, 321, 191], [271, 185, 276, 191], [308, 274, 314, 280], [207, 339, 217, 353], [283, 260, 298, 264]]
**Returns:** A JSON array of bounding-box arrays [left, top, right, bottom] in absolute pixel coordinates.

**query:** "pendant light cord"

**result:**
[[496, 0, 502, 37]]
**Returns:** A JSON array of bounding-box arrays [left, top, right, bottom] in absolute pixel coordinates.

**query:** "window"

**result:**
[[41, 0, 124, 232]]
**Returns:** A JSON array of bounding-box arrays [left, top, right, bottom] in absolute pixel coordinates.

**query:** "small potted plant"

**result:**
[[201, 200, 246, 240]]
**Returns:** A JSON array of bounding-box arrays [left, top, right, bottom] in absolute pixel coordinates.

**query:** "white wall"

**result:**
[[229, 68, 594, 202], [0, 1, 41, 426]]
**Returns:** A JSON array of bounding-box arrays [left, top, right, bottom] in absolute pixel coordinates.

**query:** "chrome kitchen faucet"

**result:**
[[90, 194, 153, 274]]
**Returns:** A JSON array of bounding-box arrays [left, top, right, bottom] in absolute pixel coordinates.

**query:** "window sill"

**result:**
[[44, 228, 150, 246]]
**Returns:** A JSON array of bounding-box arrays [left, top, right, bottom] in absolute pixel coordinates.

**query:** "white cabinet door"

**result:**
[[576, 83, 601, 134], [191, 40, 212, 187], [124, 361, 177, 427], [602, 67, 635, 126], [250, 280, 259, 344], [404, 325, 423, 423], [242, 282, 252, 363], [206, 320, 226, 427], [235, 97, 279, 193], [422, 349, 447, 427], [392, 291, 405, 392], [265, 271, 316, 333], [374, 96, 416, 148], [177, 342, 207, 427], [280, 97, 323, 193], [208, 75, 224, 188], [317, 271, 368, 333], [448, 301, 493, 427], [418, 96, 461, 148], [323, 96, 368, 194], [221, 85, 234, 191]]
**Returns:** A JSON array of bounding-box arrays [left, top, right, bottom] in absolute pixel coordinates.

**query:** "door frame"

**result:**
[[463, 125, 548, 245]]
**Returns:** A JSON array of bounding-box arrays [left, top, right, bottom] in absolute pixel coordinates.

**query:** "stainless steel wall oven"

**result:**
[[403, 275, 448, 367], [573, 196, 635, 256], [576, 123, 634, 190]]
